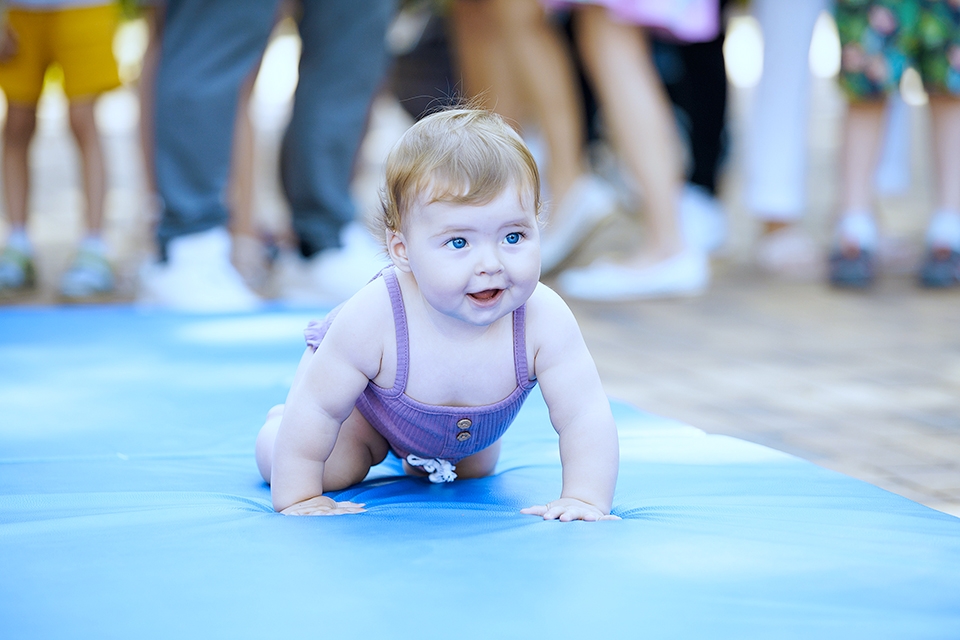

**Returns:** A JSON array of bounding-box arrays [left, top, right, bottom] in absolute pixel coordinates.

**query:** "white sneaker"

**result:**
[[138, 226, 261, 312], [680, 183, 727, 255], [275, 222, 390, 306], [540, 174, 618, 274], [60, 249, 115, 299], [557, 248, 710, 301]]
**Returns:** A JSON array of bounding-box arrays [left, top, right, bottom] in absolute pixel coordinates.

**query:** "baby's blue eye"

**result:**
[[505, 232, 521, 245], [448, 237, 467, 249]]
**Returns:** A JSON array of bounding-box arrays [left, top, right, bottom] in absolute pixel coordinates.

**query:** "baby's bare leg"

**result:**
[[320, 409, 389, 490], [451, 440, 502, 479], [255, 404, 285, 482], [255, 404, 389, 490]]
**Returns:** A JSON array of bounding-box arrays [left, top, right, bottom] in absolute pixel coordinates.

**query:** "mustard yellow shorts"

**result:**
[[0, 4, 121, 106]]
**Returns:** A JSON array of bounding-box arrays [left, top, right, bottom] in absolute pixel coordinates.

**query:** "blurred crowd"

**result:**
[[0, 0, 958, 311]]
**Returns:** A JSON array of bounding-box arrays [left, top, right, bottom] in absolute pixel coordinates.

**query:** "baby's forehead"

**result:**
[[416, 177, 538, 210], [401, 185, 536, 231]]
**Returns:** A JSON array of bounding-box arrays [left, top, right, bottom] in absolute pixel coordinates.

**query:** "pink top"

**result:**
[[304, 267, 538, 463], [541, 0, 720, 43]]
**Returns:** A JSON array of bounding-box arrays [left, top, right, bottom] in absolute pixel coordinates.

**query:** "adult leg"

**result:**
[[746, 0, 825, 227], [575, 6, 683, 263], [489, 0, 585, 205], [483, 0, 619, 273], [662, 27, 729, 256], [448, 0, 526, 123], [137, 3, 164, 199], [153, 0, 277, 256], [556, 6, 712, 300], [670, 32, 727, 196], [746, 0, 827, 278], [229, 69, 271, 289], [280, 0, 394, 258]]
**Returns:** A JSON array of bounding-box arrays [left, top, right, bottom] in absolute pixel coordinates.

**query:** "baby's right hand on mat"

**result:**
[[522, 498, 620, 522], [280, 496, 366, 516]]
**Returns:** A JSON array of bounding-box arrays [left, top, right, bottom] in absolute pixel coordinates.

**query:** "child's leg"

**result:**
[[256, 403, 389, 489], [838, 101, 886, 220], [918, 94, 960, 287], [67, 100, 106, 236], [929, 95, 960, 215], [2, 103, 36, 232]]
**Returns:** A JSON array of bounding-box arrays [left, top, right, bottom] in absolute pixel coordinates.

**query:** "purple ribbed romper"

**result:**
[[304, 267, 538, 467]]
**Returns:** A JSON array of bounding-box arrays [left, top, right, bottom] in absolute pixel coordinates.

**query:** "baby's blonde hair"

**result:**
[[378, 108, 541, 236]]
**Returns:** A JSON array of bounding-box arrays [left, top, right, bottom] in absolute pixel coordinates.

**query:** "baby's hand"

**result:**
[[521, 498, 620, 522], [280, 496, 366, 516]]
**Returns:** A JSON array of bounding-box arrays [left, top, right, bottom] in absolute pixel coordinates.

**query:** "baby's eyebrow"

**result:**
[[435, 225, 476, 236]]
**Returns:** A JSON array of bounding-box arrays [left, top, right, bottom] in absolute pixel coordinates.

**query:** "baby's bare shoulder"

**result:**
[[525, 283, 578, 326], [524, 283, 583, 347], [321, 277, 393, 375]]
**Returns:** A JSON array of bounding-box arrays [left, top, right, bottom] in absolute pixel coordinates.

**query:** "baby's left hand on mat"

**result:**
[[521, 498, 620, 522], [280, 496, 366, 516]]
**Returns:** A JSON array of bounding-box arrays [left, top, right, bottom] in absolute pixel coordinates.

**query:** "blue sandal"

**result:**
[[918, 247, 960, 289], [829, 245, 875, 289]]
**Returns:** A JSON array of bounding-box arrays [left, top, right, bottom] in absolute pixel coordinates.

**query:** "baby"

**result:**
[[256, 108, 619, 521]]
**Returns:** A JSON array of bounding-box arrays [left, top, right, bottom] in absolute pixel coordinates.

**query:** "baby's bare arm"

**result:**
[[270, 289, 387, 514], [524, 286, 619, 520]]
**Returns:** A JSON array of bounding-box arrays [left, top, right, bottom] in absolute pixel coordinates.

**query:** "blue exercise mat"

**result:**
[[1, 306, 959, 639]]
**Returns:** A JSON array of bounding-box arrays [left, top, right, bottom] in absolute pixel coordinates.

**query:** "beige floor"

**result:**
[[2, 61, 958, 517]]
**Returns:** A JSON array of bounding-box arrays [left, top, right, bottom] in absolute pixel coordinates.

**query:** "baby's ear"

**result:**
[[386, 228, 412, 272]]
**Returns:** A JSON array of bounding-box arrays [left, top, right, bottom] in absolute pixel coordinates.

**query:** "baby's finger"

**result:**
[[521, 505, 548, 516], [558, 508, 597, 522], [319, 506, 366, 516], [540, 505, 568, 520]]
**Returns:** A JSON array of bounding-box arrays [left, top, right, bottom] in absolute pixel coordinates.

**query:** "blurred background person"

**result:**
[[744, 0, 830, 280], [830, 0, 960, 288], [137, 0, 269, 293], [139, 0, 395, 312], [448, 0, 619, 275], [0, 0, 120, 300], [544, 0, 722, 300], [654, 0, 732, 257]]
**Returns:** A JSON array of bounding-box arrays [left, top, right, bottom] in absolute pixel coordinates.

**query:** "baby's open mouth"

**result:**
[[469, 289, 502, 302]]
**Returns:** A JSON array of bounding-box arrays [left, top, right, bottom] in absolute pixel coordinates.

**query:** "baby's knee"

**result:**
[[255, 410, 283, 484], [266, 404, 284, 420]]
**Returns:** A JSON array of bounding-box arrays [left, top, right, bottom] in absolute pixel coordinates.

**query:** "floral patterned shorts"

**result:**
[[835, 0, 960, 99]]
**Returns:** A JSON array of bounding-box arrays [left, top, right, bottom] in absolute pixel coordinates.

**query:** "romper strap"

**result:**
[[381, 267, 410, 393], [512, 304, 534, 388]]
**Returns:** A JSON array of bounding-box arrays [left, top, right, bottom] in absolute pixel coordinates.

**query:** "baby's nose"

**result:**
[[475, 245, 504, 275]]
